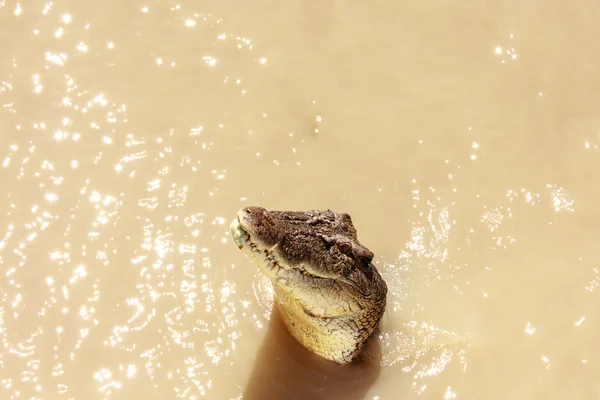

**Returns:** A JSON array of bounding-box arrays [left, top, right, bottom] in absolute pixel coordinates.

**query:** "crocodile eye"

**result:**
[[337, 242, 354, 258], [359, 249, 374, 264], [358, 255, 371, 269]]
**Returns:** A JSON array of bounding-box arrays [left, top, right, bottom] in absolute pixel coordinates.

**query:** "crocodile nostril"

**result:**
[[240, 206, 271, 228], [244, 206, 267, 216]]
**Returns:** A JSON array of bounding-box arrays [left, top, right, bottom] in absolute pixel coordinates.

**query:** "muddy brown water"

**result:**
[[1, 0, 599, 398]]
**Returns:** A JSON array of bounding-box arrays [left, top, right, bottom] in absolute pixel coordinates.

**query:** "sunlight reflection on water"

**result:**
[[1, 0, 600, 398]]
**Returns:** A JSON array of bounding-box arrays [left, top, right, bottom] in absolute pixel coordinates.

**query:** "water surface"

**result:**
[[1, 0, 599, 398]]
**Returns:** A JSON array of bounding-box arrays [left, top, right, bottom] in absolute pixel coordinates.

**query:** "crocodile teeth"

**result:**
[[231, 218, 281, 276]]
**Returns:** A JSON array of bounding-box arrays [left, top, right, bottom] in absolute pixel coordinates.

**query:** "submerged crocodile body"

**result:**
[[230, 207, 387, 363]]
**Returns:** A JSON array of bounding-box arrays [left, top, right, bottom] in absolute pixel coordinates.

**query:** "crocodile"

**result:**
[[230, 206, 388, 363]]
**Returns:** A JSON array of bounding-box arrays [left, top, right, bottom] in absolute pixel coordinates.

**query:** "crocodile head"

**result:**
[[230, 206, 387, 363]]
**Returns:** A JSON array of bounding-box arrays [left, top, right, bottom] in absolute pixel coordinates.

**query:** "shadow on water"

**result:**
[[243, 304, 382, 400]]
